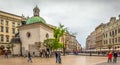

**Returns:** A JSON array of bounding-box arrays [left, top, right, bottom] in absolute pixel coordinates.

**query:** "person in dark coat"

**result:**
[[55, 51, 58, 63], [27, 51, 32, 63], [57, 52, 61, 64], [113, 51, 118, 63]]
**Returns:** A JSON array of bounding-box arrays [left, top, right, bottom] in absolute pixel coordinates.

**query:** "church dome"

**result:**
[[26, 16, 46, 24], [26, 6, 46, 24]]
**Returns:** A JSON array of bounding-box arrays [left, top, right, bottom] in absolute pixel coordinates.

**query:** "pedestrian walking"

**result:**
[[107, 51, 112, 63], [27, 51, 32, 63], [57, 52, 61, 64], [4, 50, 8, 58], [113, 51, 118, 63], [55, 51, 58, 63]]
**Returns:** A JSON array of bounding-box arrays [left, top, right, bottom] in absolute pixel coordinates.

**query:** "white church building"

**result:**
[[12, 6, 54, 56]]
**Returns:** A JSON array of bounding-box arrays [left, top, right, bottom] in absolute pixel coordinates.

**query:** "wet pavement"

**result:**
[[0, 55, 120, 65]]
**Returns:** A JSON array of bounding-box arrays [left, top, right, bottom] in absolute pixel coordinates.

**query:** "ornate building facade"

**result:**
[[95, 23, 105, 51], [86, 15, 120, 51], [103, 16, 120, 50], [60, 32, 82, 52], [0, 10, 25, 47]]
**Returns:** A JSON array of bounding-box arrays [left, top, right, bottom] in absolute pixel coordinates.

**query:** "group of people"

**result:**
[[107, 51, 118, 63], [39, 51, 50, 58], [27, 51, 62, 63]]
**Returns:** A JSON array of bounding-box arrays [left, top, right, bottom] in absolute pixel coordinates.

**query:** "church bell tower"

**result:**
[[33, 5, 40, 16]]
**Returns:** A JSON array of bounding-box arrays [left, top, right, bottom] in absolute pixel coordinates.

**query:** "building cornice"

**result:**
[[19, 22, 54, 31], [0, 10, 22, 18]]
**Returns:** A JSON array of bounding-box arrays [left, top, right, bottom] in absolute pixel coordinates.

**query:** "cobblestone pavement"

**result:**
[[0, 55, 120, 65]]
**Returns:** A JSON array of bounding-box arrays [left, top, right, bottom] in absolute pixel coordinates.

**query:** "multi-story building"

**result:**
[[86, 15, 120, 51], [86, 35, 91, 50], [76, 39, 82, 52], [90, 31, 96, 49], [60, 32, 82, 52], [103, 16, 120, 50], [68, 34, 77, 51], [0, 10, 25, 47], [95, 23, 105, 51], [86, 31, 96, 50]]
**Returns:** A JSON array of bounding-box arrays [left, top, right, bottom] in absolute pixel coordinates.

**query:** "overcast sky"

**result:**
[[0, 0, 120, 48]]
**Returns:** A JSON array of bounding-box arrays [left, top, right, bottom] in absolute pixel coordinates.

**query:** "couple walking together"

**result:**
[[55, 51, 61, 64], [107, 51, 118, 63]]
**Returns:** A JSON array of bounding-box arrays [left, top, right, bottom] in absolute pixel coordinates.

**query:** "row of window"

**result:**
[[104, 37, 120, 44], [0, 19, 21, 27], [0, 35, 10, 42], [0, 26, 16, 34], [114, 46, 120, 48], [104, 28, 120, 38]]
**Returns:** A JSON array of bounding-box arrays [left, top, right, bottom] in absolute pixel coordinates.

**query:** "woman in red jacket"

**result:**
[[107, 51, 113, 63]]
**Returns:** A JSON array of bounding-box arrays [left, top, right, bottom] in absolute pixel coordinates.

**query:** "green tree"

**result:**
[[54, 23, 67, 40], [52, 39, 63, 50], [53, 23, 67, 55], [43, 23, 66, 52], [43, 39, 55, 51], [43, 38, 63, 51]]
